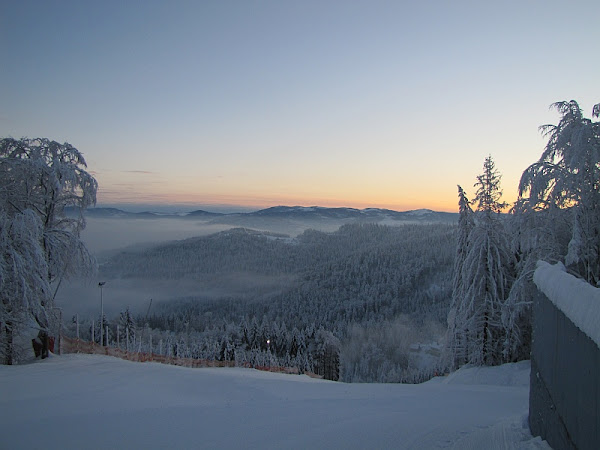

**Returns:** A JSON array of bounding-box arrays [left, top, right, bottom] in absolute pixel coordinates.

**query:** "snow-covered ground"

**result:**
[[0, 355, 550, 449]]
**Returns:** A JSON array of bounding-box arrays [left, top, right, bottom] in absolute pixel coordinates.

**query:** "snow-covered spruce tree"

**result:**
[[449, 156, 514, 366], [311, 328, 341, 381], [0, 138, 97, 364], [518, 101, 600, 285], [445, 186, 474, 369], [119, 307, 137, 349]]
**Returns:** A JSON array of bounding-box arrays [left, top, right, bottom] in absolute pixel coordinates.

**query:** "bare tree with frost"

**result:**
[[0, 138, 97, 364]]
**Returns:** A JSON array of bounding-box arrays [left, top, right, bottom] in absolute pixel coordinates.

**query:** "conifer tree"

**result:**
[[446, 186, 474, 368], [119, 307, 136, 348], [448, 156, 514, 366]]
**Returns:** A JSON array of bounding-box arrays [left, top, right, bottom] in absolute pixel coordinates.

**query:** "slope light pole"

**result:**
[[98, 281, 106, 346]]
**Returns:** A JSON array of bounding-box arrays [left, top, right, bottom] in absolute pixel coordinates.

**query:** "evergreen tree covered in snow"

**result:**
[[474, 157, 508, 215], [119, 307, 137, 349], [445, 186, 474, 368], [448, 156, 514, 366]]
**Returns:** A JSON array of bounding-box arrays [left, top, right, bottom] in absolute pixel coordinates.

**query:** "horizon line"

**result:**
[[93, 202, 458, 215]]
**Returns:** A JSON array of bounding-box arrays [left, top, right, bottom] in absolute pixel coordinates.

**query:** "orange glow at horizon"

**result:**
[[94, 154, 523, 214], [96, 186, 519, 214]]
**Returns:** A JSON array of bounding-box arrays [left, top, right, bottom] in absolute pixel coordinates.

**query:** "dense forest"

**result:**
[[74, 222, 456, 382]]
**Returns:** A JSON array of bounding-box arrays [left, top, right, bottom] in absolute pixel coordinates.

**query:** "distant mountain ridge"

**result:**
[[67, 205, 457, 224], [246, 205, 456, 222]]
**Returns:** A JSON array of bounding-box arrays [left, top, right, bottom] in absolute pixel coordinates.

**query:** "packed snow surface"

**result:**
[[534, 261, 600, 348], [0, 355, 549, 449]]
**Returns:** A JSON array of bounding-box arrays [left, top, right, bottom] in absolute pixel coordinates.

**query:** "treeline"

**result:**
[[447, 100, 600, 369]]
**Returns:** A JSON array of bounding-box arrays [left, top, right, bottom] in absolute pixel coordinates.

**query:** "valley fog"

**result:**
[[53, 210, 457, 383], [56, 214, 349, 318], [79, 217, 233, 256]]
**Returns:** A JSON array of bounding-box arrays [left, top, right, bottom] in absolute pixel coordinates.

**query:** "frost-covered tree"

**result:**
[[448, 156, 514, 366], [0, 138, 98, 283], [0, 138, 97, 363], [518, 101, 600, 285], [445, 186, 474, 368], [0, 211, 50, 364], [500, 101, 600, 361], [119, 307, 136, 349], [461, 216, 513, 365], [474, 156, 508, 215], [312, 328, 340, 381]]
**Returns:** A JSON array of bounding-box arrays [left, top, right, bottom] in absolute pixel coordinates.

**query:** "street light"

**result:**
[[98, 282, 106, 346]]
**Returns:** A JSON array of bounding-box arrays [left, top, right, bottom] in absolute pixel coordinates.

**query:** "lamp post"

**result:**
[[98, 282, 106, 346]]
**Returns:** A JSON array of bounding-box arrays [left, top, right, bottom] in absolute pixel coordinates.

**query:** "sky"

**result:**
[[1, 1, 598, 213]]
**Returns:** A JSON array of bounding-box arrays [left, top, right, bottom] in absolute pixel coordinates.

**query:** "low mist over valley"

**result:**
[[60, 205, 457, 316], [57, 205, 457, 382]]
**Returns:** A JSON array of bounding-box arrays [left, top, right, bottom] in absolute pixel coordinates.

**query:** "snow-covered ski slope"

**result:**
[[0, 355, 550, 449]]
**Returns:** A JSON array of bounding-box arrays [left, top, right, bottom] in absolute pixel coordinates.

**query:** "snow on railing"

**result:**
[[533, 261, 600, 348]]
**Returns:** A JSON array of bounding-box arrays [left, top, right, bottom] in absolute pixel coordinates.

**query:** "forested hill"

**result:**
[[100, 227, 301, 278], [100, 223, 454, 284], [95, 223, 456, 383]]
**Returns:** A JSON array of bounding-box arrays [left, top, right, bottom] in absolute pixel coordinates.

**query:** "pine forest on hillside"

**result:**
[[75, 223, 456, 383]]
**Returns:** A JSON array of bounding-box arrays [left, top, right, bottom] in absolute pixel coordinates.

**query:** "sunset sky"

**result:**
[[2, 1, 598, 212]]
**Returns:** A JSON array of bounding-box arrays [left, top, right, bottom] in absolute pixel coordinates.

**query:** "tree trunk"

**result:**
[[4, 321, 14, 365], [39, 330, 49, 359], [482, 310, 489, 365]]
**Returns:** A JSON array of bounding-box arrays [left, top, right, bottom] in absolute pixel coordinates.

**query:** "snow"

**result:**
[[534, 260, 600, 348], [433, 360, 531, 387], [0, 354, 549, 449]]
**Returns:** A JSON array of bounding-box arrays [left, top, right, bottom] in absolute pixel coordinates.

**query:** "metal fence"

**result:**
[[529, 288, 600, 450]]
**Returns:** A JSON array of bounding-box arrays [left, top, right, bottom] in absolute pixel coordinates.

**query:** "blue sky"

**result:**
[[1, 1, 598, 211]]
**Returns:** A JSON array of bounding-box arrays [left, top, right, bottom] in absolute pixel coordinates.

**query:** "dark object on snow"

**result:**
[[32, 331, 52, 359], [32, 338, 42, 358]]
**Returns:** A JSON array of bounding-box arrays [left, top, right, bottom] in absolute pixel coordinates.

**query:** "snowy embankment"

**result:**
[[0, 355, 549, 449]]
